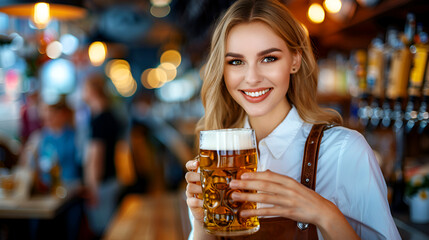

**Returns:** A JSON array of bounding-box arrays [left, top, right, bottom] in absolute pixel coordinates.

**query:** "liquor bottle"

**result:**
[[355, 50, 370, 127], [386, 33, 412, 131], [388, 14, 416, 211], [381, 28, 398, 128], [418, 30, 429, 133], [405, 25, 428, 132], [366, 36, 385, 128]]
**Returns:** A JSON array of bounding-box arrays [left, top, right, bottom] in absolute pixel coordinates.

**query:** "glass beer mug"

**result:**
[[199, 128, 260, 236]]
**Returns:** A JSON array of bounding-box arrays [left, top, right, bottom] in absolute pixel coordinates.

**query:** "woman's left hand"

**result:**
[[230, 170, 339, 227]]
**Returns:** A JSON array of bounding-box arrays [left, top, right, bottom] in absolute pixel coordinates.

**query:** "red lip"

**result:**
[[240, 88, 272, 103]]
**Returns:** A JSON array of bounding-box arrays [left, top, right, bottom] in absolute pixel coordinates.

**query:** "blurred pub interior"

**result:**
[[0, 0, 428, 239]]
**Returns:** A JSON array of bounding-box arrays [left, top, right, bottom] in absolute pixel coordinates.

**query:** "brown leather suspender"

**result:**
[[300, 124, 326, 190], [293, 124, 328, 240]]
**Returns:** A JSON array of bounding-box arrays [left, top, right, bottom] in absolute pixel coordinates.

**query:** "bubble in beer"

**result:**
[[204, 189, 220, 208], [213, 206, 234, 227]]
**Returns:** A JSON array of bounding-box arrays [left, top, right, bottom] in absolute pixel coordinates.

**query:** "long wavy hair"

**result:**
[[197, 0, 342, 133]]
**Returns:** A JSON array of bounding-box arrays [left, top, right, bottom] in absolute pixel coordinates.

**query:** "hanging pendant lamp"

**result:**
[[0, 0, 86, 20]]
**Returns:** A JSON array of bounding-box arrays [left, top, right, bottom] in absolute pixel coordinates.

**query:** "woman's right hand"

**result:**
[[185, 158, 204, 222]]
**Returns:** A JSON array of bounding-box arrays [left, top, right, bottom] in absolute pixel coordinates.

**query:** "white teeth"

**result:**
[[244, 89, 270, 97]]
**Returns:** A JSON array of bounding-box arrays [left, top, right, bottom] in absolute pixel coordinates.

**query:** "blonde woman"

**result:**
[[185, 0, 400, 239]]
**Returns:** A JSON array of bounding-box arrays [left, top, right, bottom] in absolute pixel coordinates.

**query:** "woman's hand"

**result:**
[[230, 170, 360, 240], [185, 158, 204, 222]]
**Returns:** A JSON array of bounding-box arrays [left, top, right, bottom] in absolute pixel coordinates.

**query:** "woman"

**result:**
[[185, 0, 400, 239]]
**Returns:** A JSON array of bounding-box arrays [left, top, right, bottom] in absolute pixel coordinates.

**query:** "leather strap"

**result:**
[[300, 124, 326, 190], [294, 124, 328, 240]]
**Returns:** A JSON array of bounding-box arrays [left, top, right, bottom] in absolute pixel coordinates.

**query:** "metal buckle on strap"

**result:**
[[297, 222, 309, 230]]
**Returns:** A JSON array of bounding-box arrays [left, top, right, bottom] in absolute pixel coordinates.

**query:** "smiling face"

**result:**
[[224, 21, 300, 121]]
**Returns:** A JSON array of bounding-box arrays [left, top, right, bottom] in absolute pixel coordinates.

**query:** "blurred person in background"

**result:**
[[82, 73, 122, 237], [20, 95, 83, 240]]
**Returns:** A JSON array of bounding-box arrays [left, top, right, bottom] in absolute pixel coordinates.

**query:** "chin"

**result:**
[[243, 107, 269, 118]]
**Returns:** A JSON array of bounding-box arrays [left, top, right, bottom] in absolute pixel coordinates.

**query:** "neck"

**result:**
[[249, 101, 291, 142]]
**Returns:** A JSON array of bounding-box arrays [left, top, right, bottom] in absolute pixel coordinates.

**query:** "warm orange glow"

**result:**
[[159, 62, 177, 81], [147, 68, 166, 88], [160, 50, 181, 67], [324, 0, 342, 14], [308, 3, 325, 24], [88, 41, 107, 66], [33, 2, 50, 29], [141, 68, 153, 89]]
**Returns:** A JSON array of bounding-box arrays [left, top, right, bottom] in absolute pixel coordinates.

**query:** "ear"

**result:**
[[291, 51, 302, 74]]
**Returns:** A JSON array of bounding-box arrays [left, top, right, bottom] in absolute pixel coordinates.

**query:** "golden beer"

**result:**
[[199, 129, 260, 236]]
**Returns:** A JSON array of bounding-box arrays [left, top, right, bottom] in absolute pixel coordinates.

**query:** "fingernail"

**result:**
[[192, 161, 198, 167], [230, 180, 238, 187], [231, 192, 240, 199]]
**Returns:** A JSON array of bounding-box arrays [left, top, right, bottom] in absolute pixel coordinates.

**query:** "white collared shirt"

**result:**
[[245, 106, 400, 239], [189, 106, 401, 240]]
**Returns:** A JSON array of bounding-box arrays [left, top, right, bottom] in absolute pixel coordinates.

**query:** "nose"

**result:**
[[244, 63, 262, 86]]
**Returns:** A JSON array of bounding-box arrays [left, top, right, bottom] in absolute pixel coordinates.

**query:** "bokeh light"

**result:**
[[40, 59, 76, 104], [160, 49, 181, 68], [33, 2, 50, 29], [141, 68, 153, 89], [60, 34, 79, 55], [159, 62, 177, 81], [88, 41, 107, 66], [46, 41, 63, 59], [150, 5, 171, 18], [308, 3, 325, 24], [146, 68, 167, 88], [104, 59, 137, 97], [150, 0, 171, 7], [324, 0, 342, 14]]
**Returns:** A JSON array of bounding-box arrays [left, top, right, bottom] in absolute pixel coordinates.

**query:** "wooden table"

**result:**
[[104, 193, 191, 240], [0, 195, 70, 219], [0, 184, 80, 219]]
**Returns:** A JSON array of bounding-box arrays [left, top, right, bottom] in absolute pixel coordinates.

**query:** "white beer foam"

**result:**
[[200, 129, 255, 150]]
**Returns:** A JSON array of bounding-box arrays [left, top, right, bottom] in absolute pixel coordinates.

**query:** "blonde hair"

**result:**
[[197, 0, 342, 132]]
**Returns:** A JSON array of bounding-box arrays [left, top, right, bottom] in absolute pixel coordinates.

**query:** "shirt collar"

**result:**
[[244, 106, 304, 159]]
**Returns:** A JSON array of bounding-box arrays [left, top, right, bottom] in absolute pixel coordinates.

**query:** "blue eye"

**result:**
[[262, 56, 277, 63], [228, 59, 243, 65]]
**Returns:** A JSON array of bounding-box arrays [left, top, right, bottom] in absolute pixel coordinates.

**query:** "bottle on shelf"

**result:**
[[381, 28, 398, 128], [366, 36, 385, 128], [405, 24, 428, 133]]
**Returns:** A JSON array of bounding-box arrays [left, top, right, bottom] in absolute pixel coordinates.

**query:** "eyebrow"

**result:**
[[225, 48, 282, 58]]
